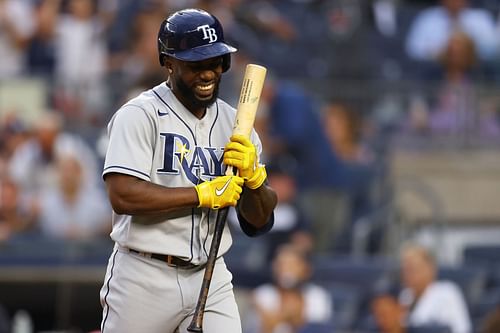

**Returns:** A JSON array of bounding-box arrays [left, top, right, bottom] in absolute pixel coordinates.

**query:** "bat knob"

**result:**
[[187, 325, 203, 333]]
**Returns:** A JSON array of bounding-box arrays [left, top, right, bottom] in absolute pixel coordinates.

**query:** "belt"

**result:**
[[128, 248, 199, 269]]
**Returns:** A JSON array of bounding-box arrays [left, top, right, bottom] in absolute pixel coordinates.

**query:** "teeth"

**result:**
[[197, 83, 214, 91]]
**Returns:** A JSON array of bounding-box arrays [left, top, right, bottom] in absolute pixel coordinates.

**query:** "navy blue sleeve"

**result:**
[[236, 208, 274, 237]]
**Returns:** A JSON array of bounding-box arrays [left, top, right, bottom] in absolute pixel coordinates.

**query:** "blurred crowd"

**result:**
[[1, 0, 500, 332]]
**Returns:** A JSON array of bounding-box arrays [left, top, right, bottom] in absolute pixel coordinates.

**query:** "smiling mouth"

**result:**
[[195, 82, 215, 98]]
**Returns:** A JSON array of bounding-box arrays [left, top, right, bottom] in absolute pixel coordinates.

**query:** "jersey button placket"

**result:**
[[197, 120, 210, 263], [196, 120, 206, 147]]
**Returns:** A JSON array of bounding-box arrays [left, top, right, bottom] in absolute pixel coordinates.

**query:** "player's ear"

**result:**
[[164, 59, 174, 74], [160, 55, 172, 72]]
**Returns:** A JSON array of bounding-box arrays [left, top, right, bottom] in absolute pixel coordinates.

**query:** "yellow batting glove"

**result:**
[[194, 176, 244, 209], [223, 135, 267, 189], [245, 164, 267, 189]]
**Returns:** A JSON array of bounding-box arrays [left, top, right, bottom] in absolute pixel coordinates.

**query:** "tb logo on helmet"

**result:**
[[197, 24, 218, 43]]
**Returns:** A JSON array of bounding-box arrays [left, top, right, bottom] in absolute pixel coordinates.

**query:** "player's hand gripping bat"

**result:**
[[187, 64, 267, 333]]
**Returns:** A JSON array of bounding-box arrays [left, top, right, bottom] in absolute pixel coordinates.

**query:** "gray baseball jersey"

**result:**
[[103, 82, 263, 265]]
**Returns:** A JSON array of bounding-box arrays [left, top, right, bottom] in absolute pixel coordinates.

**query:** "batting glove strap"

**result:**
[[245, 165, 267, 189], [195, 176, 244, 209]]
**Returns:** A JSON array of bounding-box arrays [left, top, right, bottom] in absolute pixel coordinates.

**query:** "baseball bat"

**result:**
[[187, 64, 267, 333]]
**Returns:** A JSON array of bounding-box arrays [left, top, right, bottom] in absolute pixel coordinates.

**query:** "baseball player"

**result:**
[[99, 8, 277, 333]]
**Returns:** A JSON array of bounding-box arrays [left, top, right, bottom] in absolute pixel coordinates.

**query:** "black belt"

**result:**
[[128, 248, 199, 269]]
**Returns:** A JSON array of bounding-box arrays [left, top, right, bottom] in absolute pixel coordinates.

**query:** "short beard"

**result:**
[[175, 76, 220, 110]]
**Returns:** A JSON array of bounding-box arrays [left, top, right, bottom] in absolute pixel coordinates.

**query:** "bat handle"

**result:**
[[187, 207, 230, 333]]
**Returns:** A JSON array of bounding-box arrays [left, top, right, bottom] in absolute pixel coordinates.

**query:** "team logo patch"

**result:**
[[197, 24, 218, 43]]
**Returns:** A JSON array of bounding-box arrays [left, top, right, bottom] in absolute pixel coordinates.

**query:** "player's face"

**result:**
[[168, 57, 223, 115]]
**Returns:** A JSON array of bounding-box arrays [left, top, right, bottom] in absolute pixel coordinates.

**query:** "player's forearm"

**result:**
[[238, 184, 277, 228], [105, 173, 198, 216]]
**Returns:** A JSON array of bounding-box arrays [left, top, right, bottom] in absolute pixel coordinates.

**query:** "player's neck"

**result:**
[[190, 107, 207, 119]]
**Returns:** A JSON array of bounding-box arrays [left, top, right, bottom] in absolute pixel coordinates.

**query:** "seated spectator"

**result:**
[[398, 244, 471, 333], [406, 32, 500, 139], [0, 177, 36, 242], [405, 0, 498, 61], [118, 5, 167, 93], [251, 244, 333, 333], [259, 76, 377, 254], [0, 113, 29, 174], [322, 101, 374, 166], [8, 111, 99, 197], [320, 101, 379, 252], [36, 150, 110, 240]]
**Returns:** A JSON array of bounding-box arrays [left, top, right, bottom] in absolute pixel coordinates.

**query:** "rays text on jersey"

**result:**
[[157, 133, 224, 184]]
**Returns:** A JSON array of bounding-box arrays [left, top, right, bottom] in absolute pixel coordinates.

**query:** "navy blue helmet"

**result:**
[[157, 8, 237, 72]]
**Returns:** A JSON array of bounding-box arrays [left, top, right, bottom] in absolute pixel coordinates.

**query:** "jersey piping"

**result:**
[[101, 248, 118, 333]]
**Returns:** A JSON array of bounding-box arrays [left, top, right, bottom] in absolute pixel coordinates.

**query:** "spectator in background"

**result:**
[[119, 5, 167, 90], [27, 0, 60, 78], [0, 113, 29, 164], [323, 101, 374, 166], [259, 77, 374, 191], [53, 0, 108, 123], [8, 111, 99, 202], [251, 244, 332, 333], [322, 101, 376, 219], [405, 0, 498, 62], [0, 177, 36, 242], [258, 74, 377, 253], [0, 0, 35, 79], [233, 0, 297, 43], [407, 32, 500, 139], [37, 150, 110, 240], [398, 244, 471, 333], [318, 101, 378, 253]]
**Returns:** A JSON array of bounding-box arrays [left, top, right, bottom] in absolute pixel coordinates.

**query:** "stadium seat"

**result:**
[[311, 255, 395, 294], [408, 324, 452, 333], [464, 245, 500, 266], [298, 322, 336, 333], [464, 244, 500, 292]]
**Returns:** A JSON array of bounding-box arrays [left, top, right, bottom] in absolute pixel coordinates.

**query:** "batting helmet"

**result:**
[[157, 8, 237, 72]]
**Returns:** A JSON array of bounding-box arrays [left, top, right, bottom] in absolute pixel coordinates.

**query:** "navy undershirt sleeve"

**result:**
[[236, 209, 274, 237]]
